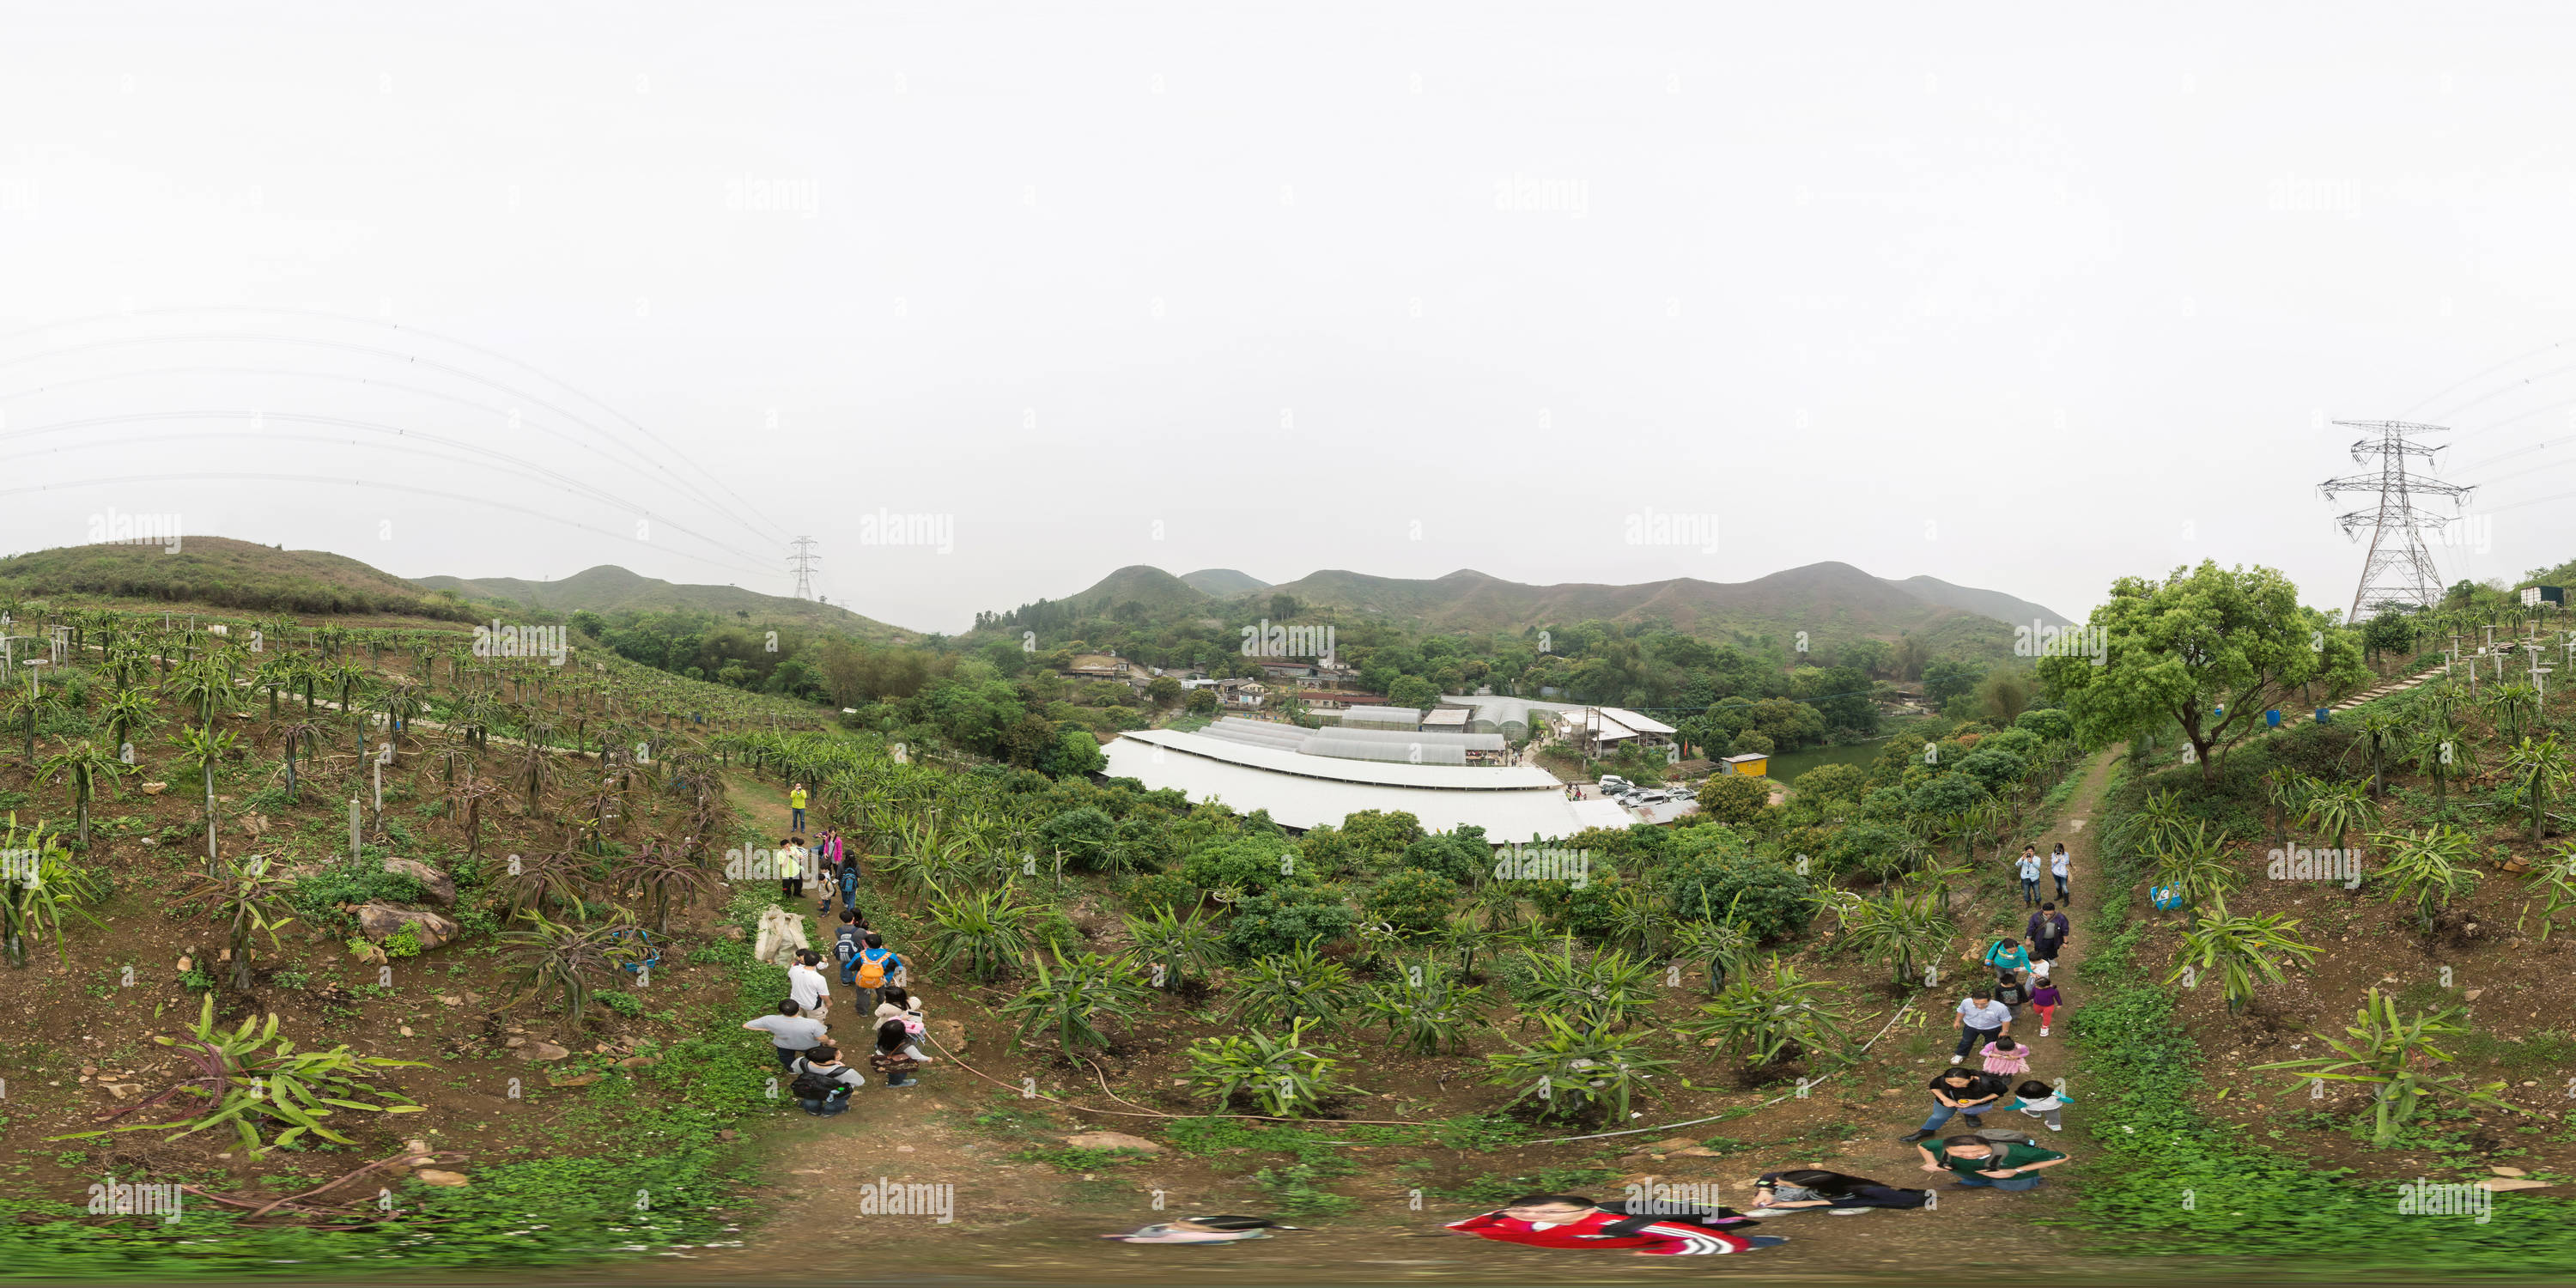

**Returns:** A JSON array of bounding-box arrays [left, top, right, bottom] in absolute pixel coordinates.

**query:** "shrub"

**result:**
[[1121, 872, 1197, 915], [1794, 762, 1866, 806], [2014, 708, 2075, 742], [1695, 773, 1771, 824], [1392, 831, 1485, 884], [1223, 886, 1356, 959], [1339, 809, 1425, 861], [1115, 813, 1180, 872], [1183, 835, 1307, 896], [1040, 806, 1118, 871], [1662, 829, 1813, 940], [1183, 1021, 1350, 1118], [1364, 868, 1458, 936]]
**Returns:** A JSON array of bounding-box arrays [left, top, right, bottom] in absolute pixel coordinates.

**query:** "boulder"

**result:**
[[141, 782, 167, 796], [383, 857, 457, 908], [355, 903, 459, 950], [1065, 1131, 1162, 1155], [415, 1170, 471, 1187]]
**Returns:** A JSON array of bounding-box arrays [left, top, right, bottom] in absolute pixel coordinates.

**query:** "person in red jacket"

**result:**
[[1443, 1194, 1783, 1256]]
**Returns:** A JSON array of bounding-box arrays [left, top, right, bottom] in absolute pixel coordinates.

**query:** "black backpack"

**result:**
[[790, 1061, 849, 1101]]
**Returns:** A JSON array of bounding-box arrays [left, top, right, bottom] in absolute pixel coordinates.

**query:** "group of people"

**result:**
[[742, 806, 936, 1116], [1432, 837, 2083, 1257]]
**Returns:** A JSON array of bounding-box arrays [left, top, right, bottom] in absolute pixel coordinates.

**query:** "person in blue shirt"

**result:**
[[2015, 846, 2043, 906], [1984, 937, 2032, 975]]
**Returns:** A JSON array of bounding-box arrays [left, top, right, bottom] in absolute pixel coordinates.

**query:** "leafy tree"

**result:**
[[1391, 829, 1485, 884], [1223, 886, 1356, 958], [1042, 728, 1106, 779], [1184, 835, 1307, 896], [1662, 829, 1813, 939], [1340, 809, 1425, 860], [2039, 561, 2368, 783], [1695, 772, 1770, 824], [1387, 675, 1440, 709], [1041, 805, 1119, 871], [1183, 687, 1218, 714], [1923, 659, 1985, 708], [2014, 708, 2075, 742], [1146, 675, 1182, 708], [1365, 867, 1460, 935]]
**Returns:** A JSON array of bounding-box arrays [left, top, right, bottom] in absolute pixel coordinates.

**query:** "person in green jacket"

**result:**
[[1983, 936, 2032, 976], [1916, 1136, 2068, 1191]]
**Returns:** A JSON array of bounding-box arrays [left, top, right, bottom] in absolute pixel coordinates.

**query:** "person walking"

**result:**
[[2007, 1079, 2072, 1133], [1744, 1170, 1929, 1214], [788, 950, 832, 1024], [2015, 846, 2043, 907], [1983, 937, 2032, 978], [2030, 973, 2063, 1036], [831, 911, 867, 989], [789, 781, 808, 832], [1953, 987, 2014, 1063], [2027, 903, 2069, 964], [787, 1043, 866, 1116], [1991, 969, 2032, 1014], [777, 835, 809, 901], [1902, 1066, 2008, 1143], [1916, 1135, 2069, 1192], [1981, 1034, 2032, 1077], [852, 933, 902, 1016], [740, 999, 828, 1070], [871, 1013, 934, 1087], [2049, 842, 2072, 901]]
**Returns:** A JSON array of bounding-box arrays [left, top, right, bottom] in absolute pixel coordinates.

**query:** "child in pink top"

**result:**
[[1982, 1035, 2032, 1075]]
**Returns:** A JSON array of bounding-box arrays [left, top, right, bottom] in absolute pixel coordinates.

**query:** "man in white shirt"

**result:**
[[2049, 843, 2072, 901], [2015, 847, 2043, 907], [1953, 987, 2014, 1064], [788, 950, 832, 1023]]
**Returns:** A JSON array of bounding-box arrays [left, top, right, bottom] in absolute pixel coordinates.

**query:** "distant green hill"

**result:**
[[417, 565, 919, 641], [0, 536, 478, 620], [991, 560, 2065, 659], [1180, 568, 1269, 598]]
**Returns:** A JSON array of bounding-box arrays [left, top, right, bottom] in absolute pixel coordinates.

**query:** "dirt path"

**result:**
[[598, 752, 2136, 1285]]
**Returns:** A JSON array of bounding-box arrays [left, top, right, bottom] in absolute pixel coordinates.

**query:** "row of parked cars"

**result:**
[[1595, 775, 1677, 808]]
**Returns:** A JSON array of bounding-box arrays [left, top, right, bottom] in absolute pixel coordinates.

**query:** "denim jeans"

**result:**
[[799, 1096, 850, 1116], [2053, 872, 2069, 899], [1956, 1024, 2002, 1059], [1918, 1102, 1990, 1133], [793, 807, 806, 830], [1950, 1171, 2043, 1191], [2020, 877, 2040, 905]]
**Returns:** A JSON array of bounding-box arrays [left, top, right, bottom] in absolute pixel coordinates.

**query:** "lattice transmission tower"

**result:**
[[2318, 420, 2476, 621], [787, 536, 821, 599]]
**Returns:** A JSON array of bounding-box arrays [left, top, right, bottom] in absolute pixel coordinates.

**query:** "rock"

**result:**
[[141, 782, 167, 796], [383, 857, 457, 908], [2464, 988, 2485, 1002], [550, 1074, 600, 1088], [616, 1056, 658, 1069], [399, 1026, 414, 1037], [139, 836, 155, 846], [105, 1083, 143, 1100], [1668, 1146, 1721, 1157], [1879, 1088, 1903, 1097], [1646, 1136, 1700, 1153], [415, 1170, 471, 1187], [355, 903, 460, 950], [717, 1129, 739, 1142], [438, 994, 463, 1006], [405, 1139, 433, 1157], [505, 1036, 527, 1048], [1065, 1131, 1163, 1155], [719, 927, 744, 941], [928, 1018, 967, 1055], [2491, 1165, 2529, 1177], [515, 1041, 571, 1062], [2476, 1177, 2552, 1192]]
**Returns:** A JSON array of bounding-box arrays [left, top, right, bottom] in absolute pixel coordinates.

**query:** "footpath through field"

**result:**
[[592, 753, 2166, 1285]]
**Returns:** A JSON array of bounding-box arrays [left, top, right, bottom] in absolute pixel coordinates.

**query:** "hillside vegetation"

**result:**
[[418, 565, 918, 642], [0, 538, 478, 621]]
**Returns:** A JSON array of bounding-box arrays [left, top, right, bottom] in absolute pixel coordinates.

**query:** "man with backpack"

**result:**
[[788, 1043, 866, 1115], [2026, 903, 2070, 964], [852, 933, 902, 1016], [832, 911, 868, 988]]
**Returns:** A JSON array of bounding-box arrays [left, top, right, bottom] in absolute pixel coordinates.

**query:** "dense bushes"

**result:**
[[1224, 887, 1358, 959]]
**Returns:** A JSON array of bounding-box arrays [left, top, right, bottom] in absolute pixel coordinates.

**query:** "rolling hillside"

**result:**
[[1179, 568, 1269, 598], [416, 565, 919, 641], [0, 537, 479, 620], [1009, 560, 2067, 647]]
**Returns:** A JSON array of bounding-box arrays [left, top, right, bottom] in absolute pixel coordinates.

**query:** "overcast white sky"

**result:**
[[3, 2, 2573, 635]]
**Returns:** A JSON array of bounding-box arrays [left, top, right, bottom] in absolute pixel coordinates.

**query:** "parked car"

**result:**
[[1598, 775, 1633, 796]]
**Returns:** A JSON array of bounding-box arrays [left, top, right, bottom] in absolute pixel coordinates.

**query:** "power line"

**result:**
[[2318, 420, 2477, 621]]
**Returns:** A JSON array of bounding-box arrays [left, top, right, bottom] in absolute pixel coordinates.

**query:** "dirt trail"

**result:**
[[595, 752, 2137, 1285]]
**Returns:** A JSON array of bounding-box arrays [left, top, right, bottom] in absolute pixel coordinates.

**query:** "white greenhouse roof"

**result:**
[[1104, 731, 1601, 838]]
